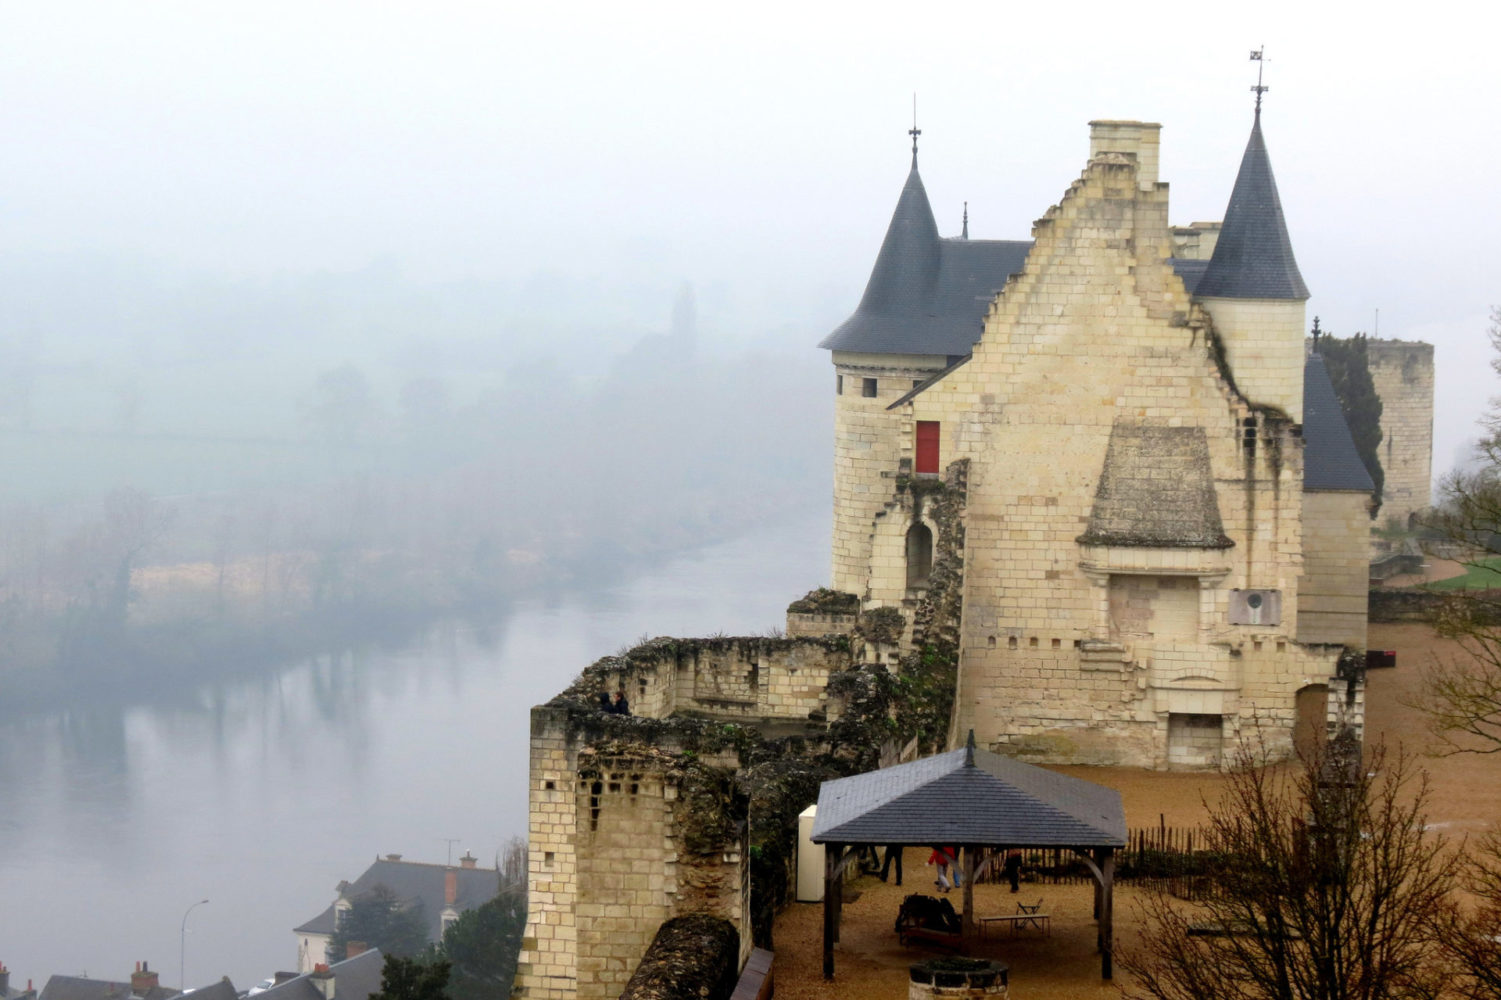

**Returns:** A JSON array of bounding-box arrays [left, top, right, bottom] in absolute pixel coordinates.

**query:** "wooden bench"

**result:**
[[898, 925, 967, 952], [978, 912, 1051, 937]]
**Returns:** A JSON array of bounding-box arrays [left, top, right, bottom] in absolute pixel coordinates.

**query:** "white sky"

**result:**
[[0, 0, 1496, 482]]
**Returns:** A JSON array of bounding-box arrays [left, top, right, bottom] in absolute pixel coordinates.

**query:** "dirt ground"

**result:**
[[770, 621, 1501, 999]]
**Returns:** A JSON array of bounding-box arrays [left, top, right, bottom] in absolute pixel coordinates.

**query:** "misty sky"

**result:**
[[1, 1, 1495, 480]]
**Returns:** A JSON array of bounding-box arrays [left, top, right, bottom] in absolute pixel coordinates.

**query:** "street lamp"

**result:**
[[180, 898, 210, 989]]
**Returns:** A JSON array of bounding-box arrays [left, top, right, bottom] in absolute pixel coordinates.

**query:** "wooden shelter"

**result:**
[[809, 736, 1127, 979]]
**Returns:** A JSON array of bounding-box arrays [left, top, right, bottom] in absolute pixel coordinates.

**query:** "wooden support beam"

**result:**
[[961, 845, 977, 936], [822, 843, 838, 979], [1099, 848, 1116, 980]]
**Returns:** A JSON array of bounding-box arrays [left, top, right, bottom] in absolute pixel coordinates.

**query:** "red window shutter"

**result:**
[[915, 421, 940, 475]]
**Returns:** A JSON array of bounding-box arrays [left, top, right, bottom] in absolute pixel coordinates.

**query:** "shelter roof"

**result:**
[[1194, 112, 1309, 301], [819, 160, 1030, 356], [1303, 353, 1376, 492], [810, 745, 1126, 847]]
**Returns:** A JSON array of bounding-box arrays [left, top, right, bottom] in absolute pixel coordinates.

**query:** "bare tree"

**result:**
[[1121, 739, 1457, 1000], [1436, 834, 1501, 1000], [1418, 307, 1501, 754]]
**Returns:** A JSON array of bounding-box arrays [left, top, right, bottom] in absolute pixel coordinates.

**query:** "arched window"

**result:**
[[906, 523, 933, 589]]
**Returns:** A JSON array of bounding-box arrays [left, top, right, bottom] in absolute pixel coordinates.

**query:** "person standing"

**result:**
[[1003, 848, 1023, 893], [879, 845, 903, 885]]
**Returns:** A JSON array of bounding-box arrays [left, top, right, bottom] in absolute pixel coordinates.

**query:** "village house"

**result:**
[[293, 852, 496, 972]]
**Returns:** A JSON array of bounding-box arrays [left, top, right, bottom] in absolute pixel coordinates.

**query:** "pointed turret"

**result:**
[[819, 154, 1029, 355], [1195, 111, 1309, 300], [850, 160, 942, 314]]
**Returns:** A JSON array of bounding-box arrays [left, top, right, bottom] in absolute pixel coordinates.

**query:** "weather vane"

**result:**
[[1250, 47, 1269, 114], [909, 93, 921, 162]]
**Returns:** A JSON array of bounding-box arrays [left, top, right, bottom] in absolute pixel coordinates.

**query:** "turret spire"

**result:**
[[961, 201, 969, 239], [1194, 102, 1309, 300]]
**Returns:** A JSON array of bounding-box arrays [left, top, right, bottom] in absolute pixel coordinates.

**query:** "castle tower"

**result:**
[[1195, 109, 1310, 420], [819, 144, 1029, 596]]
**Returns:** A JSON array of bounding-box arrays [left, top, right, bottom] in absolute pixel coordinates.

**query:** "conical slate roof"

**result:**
[[809, 744, 1126, 847], [819, 159, 1030, 355], [1195, 112, 1309, 301], [1303, 352, 1376, 492]]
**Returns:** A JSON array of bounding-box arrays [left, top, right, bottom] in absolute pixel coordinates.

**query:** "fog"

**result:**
[[0, 0, 1495, 986]]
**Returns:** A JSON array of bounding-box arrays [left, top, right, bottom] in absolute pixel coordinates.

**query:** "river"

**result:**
[[0, 509, 827, 992]]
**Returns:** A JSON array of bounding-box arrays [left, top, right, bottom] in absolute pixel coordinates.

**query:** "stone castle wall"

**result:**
[[516, 635, 852, 999], [829, 353, 948, 595], [1298, 490, 1372, 647], [1366, 338, 1434, 525]]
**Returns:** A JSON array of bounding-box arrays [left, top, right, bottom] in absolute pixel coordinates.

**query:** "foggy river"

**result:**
[[0, 509, 825, 991]]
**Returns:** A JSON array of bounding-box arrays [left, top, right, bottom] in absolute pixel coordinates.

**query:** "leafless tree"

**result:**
[[1121, 739, 1458, 1000], [1418, 307, 1501, 754]]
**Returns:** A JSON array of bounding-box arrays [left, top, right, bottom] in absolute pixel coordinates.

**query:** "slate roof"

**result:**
[[1079, 424, 1234, 549], [181, 982, 236, 1000], [819, 159, 1031, 356], [1194, 111, 1309, 301], [810, 744, 1125, 847], [253, 951, 382, 1000], [1303, 353, 1376, 492], [1169, 257, 1208, 295], [39, 981, 178, 1000], [294, 858, 499, 944]]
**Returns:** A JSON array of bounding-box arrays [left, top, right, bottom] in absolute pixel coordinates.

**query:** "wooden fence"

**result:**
[[967, 824, 1213, 899]]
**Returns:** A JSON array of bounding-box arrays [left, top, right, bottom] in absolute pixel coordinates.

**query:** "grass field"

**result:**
[[1425, 556, 1501, 591]]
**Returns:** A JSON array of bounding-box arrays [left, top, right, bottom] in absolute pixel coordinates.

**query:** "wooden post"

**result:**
[[1099, 847, 1116, 980], [961, 845, 977, 936], [823, 843, 838, 979]]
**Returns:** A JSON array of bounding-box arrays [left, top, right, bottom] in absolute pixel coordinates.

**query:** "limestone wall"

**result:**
[[517, 710, 750, 1000], [890, 139, 1339, 767], [1366, 338, 1434, 525], [554, 636, 850, 724], [1197, 297, 1308, 421], [830, 352, 948, 595], [1299, 490, 1372, 647]]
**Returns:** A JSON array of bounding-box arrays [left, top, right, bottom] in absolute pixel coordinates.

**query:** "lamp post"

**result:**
[[180, 898, 210, 989]]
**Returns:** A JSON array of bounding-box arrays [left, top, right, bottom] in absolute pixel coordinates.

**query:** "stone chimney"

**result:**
[[131, 962, 159, 996], [384, 854, 402, 862], [309, 965, 334, 1000], [344, 942, 367, 960], [1088, 120, 1161, 187], [273, 973, 298, 986], [459, 851, 478, 870], [1, 960, 10, 997], [444, 870, 458, 906]]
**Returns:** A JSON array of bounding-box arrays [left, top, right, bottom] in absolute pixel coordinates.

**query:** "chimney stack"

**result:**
[[309, 966, 334, 1000], [444, 870, 458, 906], [1087, 120, 1161, 187], [384, 854, 402, 862], [1, 960, 11, 997], [459, 851, 478, 870], [131, 962, 159, 996], [345, 942, 367, 960]]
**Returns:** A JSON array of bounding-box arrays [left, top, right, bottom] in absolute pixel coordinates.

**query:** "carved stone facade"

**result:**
[[821, 115, 1373, 768]]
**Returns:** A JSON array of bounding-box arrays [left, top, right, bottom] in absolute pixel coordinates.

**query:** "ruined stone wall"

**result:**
[[554, 636, 849, 724], [895, 131, 1339, 768], [517, 709, 751, 1000], [830, 353, 948, 595], [1366, 338, 1434, 525], [1299, 490, 1372, 647]]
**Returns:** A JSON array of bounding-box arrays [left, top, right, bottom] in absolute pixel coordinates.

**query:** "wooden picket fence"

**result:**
[[969, 823, 1213, 900]]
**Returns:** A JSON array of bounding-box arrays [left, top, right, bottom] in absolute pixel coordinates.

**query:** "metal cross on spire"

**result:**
[[1250, 47, 1269, 115], [909, 93, 921, 165]]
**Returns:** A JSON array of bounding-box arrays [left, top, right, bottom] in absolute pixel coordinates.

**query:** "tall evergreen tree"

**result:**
[[1317, 330, 1385, 514]]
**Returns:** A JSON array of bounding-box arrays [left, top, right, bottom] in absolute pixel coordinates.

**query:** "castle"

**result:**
[[515, 107, 1386, 998], [823, 111, 1379, 768]]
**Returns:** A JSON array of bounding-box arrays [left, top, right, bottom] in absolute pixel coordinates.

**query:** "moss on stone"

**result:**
[[617, 914, 740, 1000], [787, 588, 860, 614]]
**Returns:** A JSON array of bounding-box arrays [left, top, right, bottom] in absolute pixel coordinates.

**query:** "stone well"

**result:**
[[908, 958, 1008, 1000]]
